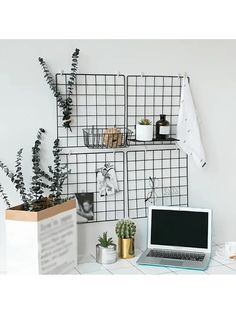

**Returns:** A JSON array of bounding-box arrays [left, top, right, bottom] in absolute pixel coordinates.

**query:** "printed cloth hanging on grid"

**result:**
[[97, 163, 119, 197], [177, 75, 206, 168]]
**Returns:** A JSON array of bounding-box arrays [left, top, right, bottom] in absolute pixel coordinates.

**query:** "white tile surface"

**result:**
[[110, 267, 143, 275], [75, 244, 236, 275], [86, 269, 111, 275], [103, 259, 132, 270], [205, 265, 236, 275], [78, 254, 95, 264], [77, 262, 106, 274], [208, 258, 221, 267], [225, 263, 236, 271], [136, 264, 172, 275], [211, 255, 236, 265], [174, 268, 207, 275], [68, 267, 80, 274]]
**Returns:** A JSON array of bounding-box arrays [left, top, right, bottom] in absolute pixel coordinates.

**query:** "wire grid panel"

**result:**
[[56, 73, 126, 148], [60, 151, 125, 223], [127, 149, 188, 219], [127, 75, 185, 145]]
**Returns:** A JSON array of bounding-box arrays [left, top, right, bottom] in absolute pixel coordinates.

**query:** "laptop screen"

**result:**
[[151, 209, 209, 249]]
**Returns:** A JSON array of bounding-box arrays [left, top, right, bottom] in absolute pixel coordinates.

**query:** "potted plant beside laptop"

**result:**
[[136, 118, 153, 141], [0, 128, 77, 274], [115, 219, 136, 259], [96, 232, 117, 264]]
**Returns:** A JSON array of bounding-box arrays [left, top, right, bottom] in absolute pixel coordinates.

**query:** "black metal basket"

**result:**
[[83, 127, 133, 149]]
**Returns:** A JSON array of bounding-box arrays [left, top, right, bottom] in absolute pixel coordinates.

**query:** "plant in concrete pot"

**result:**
[[136, 118, 153, 141], [0, 128, 77, 274], [96, 232, 117, 264], [115, 219, 136, 259]]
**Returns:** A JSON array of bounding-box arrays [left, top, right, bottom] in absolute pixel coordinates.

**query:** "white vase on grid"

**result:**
[[136, 124, 153, 141]]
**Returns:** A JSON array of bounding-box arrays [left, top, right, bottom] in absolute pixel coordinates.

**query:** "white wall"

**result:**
[[1, 40, 236, 265]]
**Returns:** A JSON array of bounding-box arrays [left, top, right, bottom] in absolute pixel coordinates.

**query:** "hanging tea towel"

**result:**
[[177, 76, 206, 168], [97, 163, 120, 197]]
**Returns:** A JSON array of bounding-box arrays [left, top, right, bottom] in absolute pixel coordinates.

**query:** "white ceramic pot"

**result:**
[[5, 199, 77, 274], [136, 124, 153, 141], [96, 244, 117, 264]]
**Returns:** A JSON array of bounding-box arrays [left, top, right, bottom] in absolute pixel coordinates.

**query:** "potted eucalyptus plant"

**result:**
[[96, 232, 117, 264], [115, 219, 136, 259], [136, 118, 153, 141], [0, 128, 77, 274]]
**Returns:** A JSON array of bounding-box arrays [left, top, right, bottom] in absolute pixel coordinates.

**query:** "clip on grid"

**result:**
[[56, 73, 126, 148], [60, 151, 125, 223], [127, 75, 188, 146], [127, 149, 188, 219]]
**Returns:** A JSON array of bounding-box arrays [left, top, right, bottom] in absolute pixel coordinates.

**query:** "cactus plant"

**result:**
[[115, 219, 136, 239], [98, 232, 114, 248]]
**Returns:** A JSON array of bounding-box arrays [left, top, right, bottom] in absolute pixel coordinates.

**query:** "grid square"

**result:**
[[57, 73, 125, 148], [61, 152, 125, 223], [127, 149, 188, 219], [127, 75, 182, 147]]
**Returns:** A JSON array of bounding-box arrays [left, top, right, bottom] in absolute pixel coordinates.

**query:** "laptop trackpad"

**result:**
[[160, 259, 183, 266]]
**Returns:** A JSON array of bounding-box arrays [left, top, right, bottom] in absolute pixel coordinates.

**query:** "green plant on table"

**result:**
[[115, 219, 136, 239], [138, 118, 152, 125], [98, 232, 114, 248]]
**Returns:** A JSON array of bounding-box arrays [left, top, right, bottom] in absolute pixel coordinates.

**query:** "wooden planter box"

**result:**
[[5, 199, 77, 274]]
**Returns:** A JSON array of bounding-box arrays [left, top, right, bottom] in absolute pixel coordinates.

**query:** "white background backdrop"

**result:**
[[1, 40, 236, 271]]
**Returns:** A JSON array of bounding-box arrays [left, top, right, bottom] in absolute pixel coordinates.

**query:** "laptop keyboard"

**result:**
[[147, 250, 205, 262]]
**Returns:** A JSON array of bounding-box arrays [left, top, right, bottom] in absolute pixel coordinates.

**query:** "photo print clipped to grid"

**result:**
[[56, 73, 126, 148], [127, 75, 183, 145], [60, 151, 125, 223], [127, 149, 188, 219]]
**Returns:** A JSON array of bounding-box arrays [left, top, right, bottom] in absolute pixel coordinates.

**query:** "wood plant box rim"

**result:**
[[6, 199, 76, 222]]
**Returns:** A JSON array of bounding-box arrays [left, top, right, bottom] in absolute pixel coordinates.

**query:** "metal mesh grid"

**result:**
[[60, 151, 125, 223], [127, 149, 188, 219], [56, 73, 126, 148], [127, 75, 185, 145]]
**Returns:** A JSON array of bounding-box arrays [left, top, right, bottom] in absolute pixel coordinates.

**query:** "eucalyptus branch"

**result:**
[[0, 182, 11, 208], [15, 148, 29, 208], [0, 160, 15, 183], [0, 128, 70, 211], [30, 128, 45, 201], [50, 139, 70, 203], [38, 48, 80, 131], [40, 169, 53, 182]]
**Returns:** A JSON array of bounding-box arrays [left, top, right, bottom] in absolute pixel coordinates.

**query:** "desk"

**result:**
[[73, 242, 236, 275]]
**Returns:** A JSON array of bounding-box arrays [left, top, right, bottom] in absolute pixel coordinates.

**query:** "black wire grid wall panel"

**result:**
[[127, 149, 188, 219], [56, 73, 126, 148], [60, 151, 125, 223], [127, 75, 184, 145]]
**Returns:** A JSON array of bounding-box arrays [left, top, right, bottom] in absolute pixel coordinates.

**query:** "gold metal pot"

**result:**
[[118, 238, 134, 259]]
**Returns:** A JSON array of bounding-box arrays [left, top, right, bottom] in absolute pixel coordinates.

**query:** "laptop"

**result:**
[[137, 206, 212, 271]]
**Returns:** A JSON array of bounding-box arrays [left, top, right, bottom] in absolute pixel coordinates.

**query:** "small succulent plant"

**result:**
[[115, 219, 136, 239], [138, 118, 152, 125], [98, 232, 114, 248]]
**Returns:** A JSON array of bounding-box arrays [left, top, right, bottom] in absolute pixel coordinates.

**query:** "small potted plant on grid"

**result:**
[[115, 219, 136, 259], [96, 232, 117, 264], [136, 118, 153, 141]]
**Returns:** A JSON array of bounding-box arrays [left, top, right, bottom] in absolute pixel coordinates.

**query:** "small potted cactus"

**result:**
[[96, 232, 117, 264], [115, 219, 136, 259], [136, 118, 153, 141]]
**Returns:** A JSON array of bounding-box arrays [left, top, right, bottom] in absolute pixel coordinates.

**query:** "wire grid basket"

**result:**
[[83, 127, 133, 149]]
